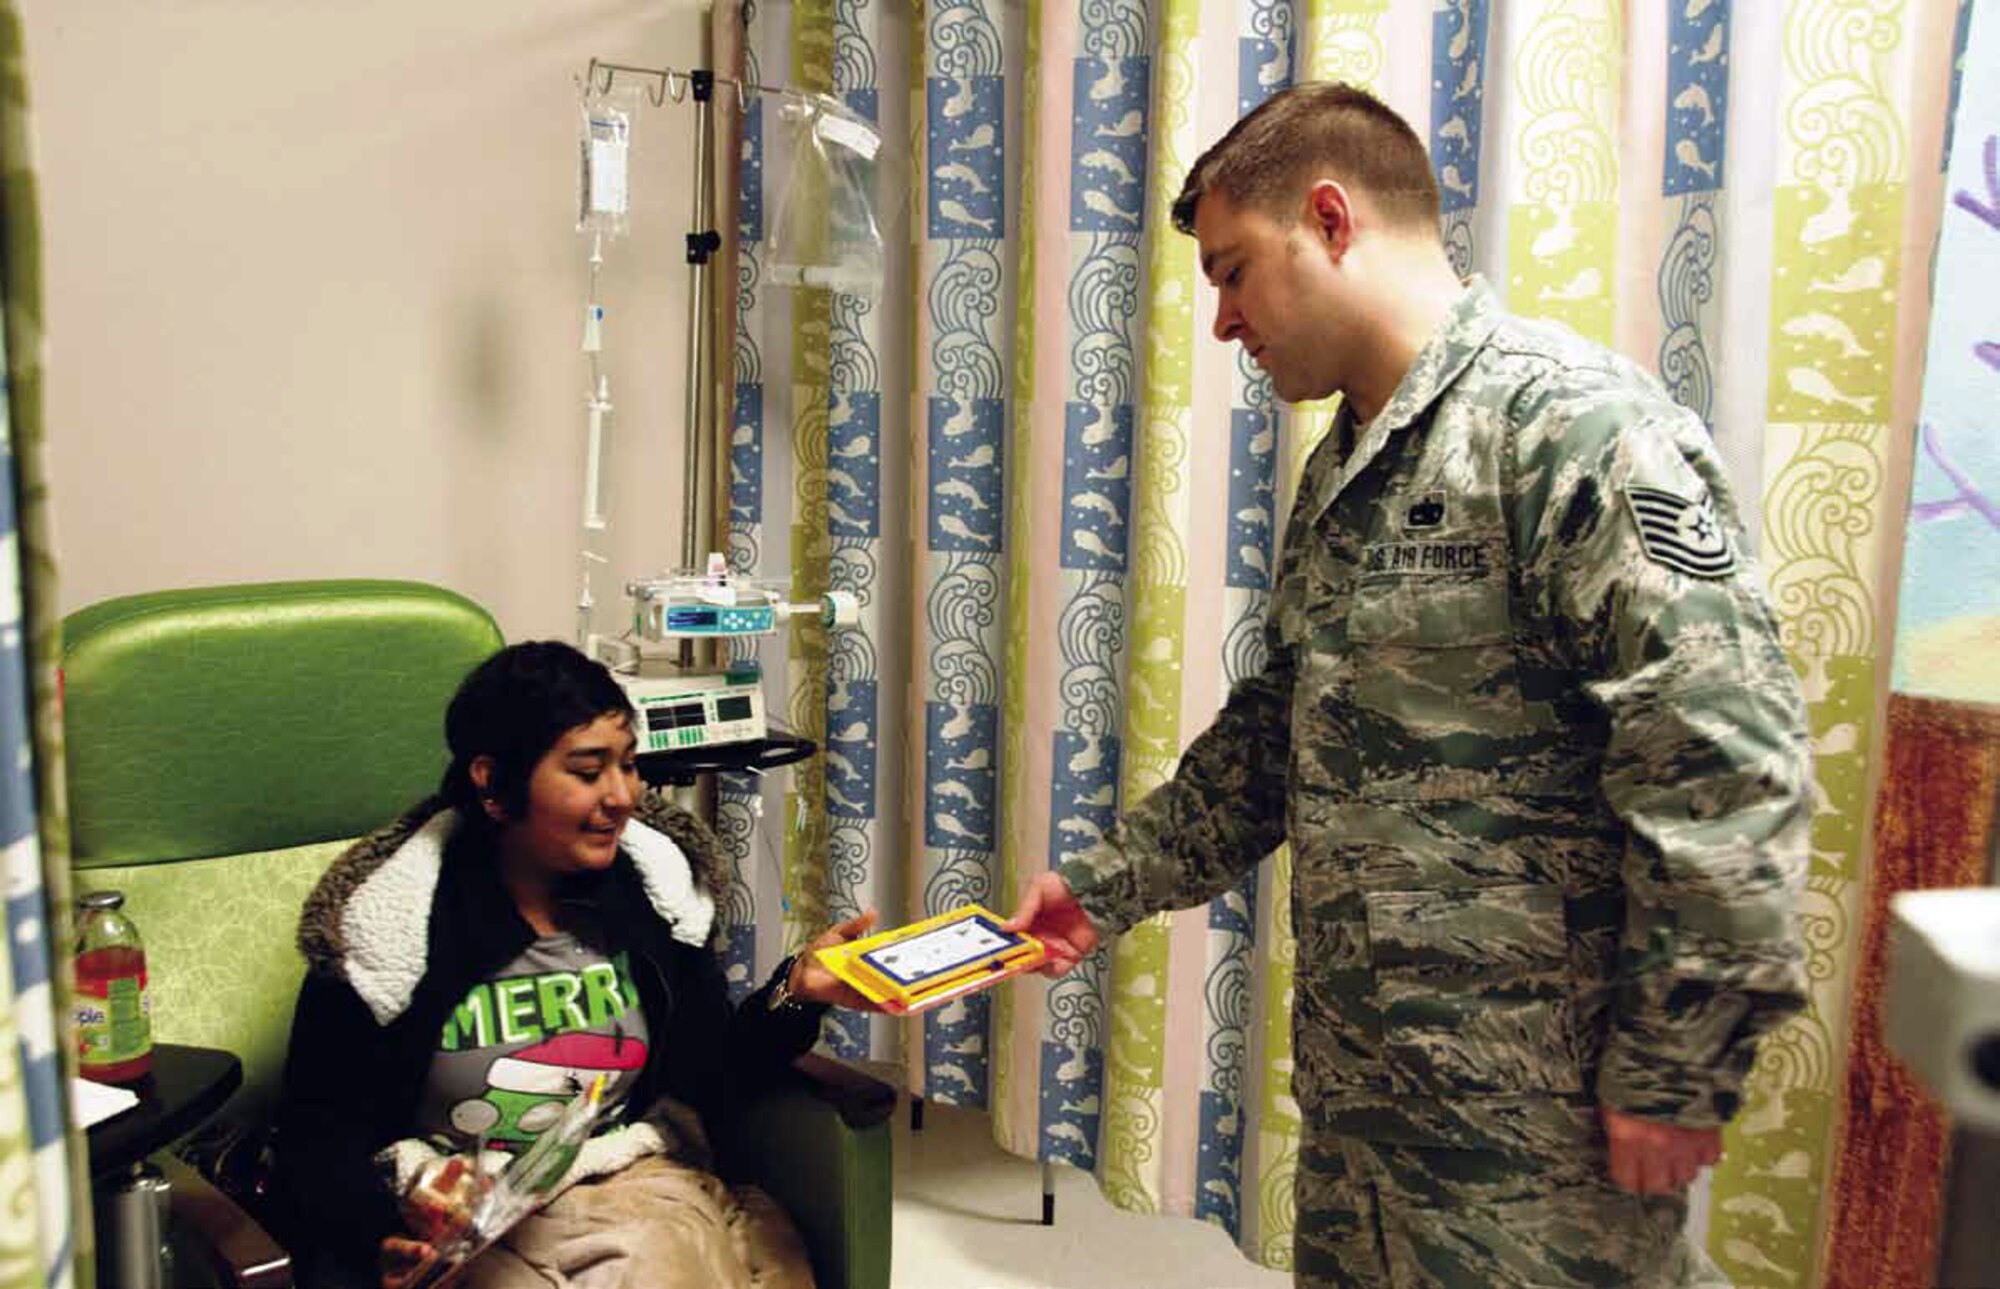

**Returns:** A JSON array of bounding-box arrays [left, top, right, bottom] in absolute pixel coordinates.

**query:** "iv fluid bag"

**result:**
[[767, 94, 884, 301], [579, 85, 640, 238]]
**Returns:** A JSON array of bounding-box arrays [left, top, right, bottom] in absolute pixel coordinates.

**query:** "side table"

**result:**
[[85, 1044, 244, 1289]]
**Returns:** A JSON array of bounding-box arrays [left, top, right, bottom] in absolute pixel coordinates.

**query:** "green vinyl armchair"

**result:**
[[63, 580, 893, 1289]]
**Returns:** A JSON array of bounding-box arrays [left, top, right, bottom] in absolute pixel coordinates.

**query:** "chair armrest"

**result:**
[[159, 1153, 293, 1289], [788, 1052, 897, 1130], [720, 1054, 894, 1289]]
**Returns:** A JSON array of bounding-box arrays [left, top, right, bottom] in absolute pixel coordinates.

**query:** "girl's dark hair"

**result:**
[[438, 641, 635, 822]]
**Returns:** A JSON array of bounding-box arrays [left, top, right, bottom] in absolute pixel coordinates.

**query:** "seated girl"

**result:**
[[271, 641, 880, 1288]]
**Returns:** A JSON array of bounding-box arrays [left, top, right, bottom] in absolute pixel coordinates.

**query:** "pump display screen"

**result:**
[[665, 607, 720, 629], [715, 696, 754, 721], [644, 702, 705, 731], [859, 913, 1025, 986]]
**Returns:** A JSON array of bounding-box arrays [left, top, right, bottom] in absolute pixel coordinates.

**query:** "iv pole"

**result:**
[[577, 58, 837, 787], [582, 59, 790, 669], [678, 70, 717, 670]]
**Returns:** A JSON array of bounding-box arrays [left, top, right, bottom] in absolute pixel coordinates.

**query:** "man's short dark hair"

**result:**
[[1171, 82, 1441, 238], [438, 640, 635, 821]]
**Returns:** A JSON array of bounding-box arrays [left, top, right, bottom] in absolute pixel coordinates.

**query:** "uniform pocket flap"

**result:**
[[1347, 546, 1512, 647]]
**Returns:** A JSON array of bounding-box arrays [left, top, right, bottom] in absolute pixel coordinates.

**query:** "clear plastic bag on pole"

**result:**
[[767, 93, 884, 300], [578, 85, 641, 238]]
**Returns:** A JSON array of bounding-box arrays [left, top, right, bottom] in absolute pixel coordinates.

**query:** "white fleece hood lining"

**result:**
[[340, 810, 716, 1025]]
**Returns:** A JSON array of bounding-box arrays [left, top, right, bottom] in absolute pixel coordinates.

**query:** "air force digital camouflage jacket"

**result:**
[[1059, 278, 1811, 1155]]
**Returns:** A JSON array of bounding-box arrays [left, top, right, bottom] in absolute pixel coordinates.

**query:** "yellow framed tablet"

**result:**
[[814, 904, 1046, 1014]]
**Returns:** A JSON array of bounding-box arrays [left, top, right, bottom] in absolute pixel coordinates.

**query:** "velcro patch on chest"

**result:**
[[1362, 540, 1493, 579], [1622, 484, 1736, 578]]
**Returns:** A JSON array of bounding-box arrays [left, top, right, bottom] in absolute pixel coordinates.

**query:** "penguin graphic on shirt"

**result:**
[[447, 1030, 647, 1149]]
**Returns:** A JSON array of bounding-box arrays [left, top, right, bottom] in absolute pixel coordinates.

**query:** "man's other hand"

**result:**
[[1004, 871, 1099, 977], [1602, 1106, 1722, 1193]]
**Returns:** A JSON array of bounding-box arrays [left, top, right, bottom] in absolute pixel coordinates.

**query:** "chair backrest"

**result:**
[[63, 580, 505, 1121]]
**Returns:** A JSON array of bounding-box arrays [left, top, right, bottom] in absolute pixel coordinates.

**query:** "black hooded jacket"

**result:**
[[269, 795, 824, 1282]]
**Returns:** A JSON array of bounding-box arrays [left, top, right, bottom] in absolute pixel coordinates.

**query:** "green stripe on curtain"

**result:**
[[992, 0, 1043, 1150], [785, 0, 839, 953], [1095, 0, 1198, 1217]]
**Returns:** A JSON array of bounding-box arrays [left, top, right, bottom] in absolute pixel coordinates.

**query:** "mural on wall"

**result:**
[[1889, 0, 1999, 706]]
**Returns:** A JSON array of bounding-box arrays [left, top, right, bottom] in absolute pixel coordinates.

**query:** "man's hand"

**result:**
[[1601, 1106, 1722, 1193], [789, 910, 884, 1010], [1004, 871, 1099, 976]]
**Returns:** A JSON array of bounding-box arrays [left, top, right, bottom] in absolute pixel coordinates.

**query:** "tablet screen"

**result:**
[[859, 913, 1023, 987]]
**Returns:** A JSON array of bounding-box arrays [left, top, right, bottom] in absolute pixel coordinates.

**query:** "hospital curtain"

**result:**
[[715, 0, 924, 1079], [719, 2, 1966, 1283], [0, 3, 86, 1287]]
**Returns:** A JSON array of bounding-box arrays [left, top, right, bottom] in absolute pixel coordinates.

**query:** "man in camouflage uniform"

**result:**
[[1007, 83, 1811, 1288]]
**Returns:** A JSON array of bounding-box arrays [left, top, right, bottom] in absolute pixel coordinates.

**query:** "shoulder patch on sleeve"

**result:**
[[1623, 484, 1737, 578]]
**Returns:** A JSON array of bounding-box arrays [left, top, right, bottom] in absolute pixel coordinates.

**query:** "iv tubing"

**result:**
[[578, 231, 610, 646], [584, 234, 609, 534], [583, 376, 610, 530]]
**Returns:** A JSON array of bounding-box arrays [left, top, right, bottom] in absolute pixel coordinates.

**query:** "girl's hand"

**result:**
[[788, 910, 884, 1010], [380, 1235, 439, 1289]]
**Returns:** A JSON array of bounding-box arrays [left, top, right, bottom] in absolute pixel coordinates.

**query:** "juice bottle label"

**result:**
[[75, 967, 151, 1069]]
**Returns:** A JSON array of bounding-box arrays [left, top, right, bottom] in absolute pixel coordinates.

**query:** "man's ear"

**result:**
[[1304, 179, 1355, 261]]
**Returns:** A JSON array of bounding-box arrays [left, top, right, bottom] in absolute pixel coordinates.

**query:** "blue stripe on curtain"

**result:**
[[918, 0, 1011, 1107]]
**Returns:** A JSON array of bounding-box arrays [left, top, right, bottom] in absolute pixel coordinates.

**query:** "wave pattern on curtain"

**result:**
[[907, 0, 1017, 1105], [992, 0, 1153, 1176], [1077, 0, 1169, 1218], [819, 0, 892, 1062], [1194, 0, 1289, 1249], [725, 1, 1958, 1280], [725, 1, 905, 1074]]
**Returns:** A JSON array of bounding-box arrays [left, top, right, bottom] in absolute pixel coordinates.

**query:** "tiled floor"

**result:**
[[887, 1095, 1294, 1289]]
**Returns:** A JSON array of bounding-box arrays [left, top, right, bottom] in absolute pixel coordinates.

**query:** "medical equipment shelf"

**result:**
[[636, 732, 817, 788]]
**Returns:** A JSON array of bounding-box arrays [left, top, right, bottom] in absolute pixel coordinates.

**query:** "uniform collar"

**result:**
[[1301, 276, 1502, 529]]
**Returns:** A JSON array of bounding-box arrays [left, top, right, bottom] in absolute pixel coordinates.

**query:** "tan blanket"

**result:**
[[457, 1155, 814, 1289]]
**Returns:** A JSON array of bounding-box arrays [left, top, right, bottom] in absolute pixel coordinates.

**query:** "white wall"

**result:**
[[28, 0, 716, 640]]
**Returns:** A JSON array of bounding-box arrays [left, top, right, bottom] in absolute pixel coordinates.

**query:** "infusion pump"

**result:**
[[620, 670, 765, 753]]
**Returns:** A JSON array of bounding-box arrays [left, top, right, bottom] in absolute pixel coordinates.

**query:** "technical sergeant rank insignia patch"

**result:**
[[1622, 484, 1736, 578]]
